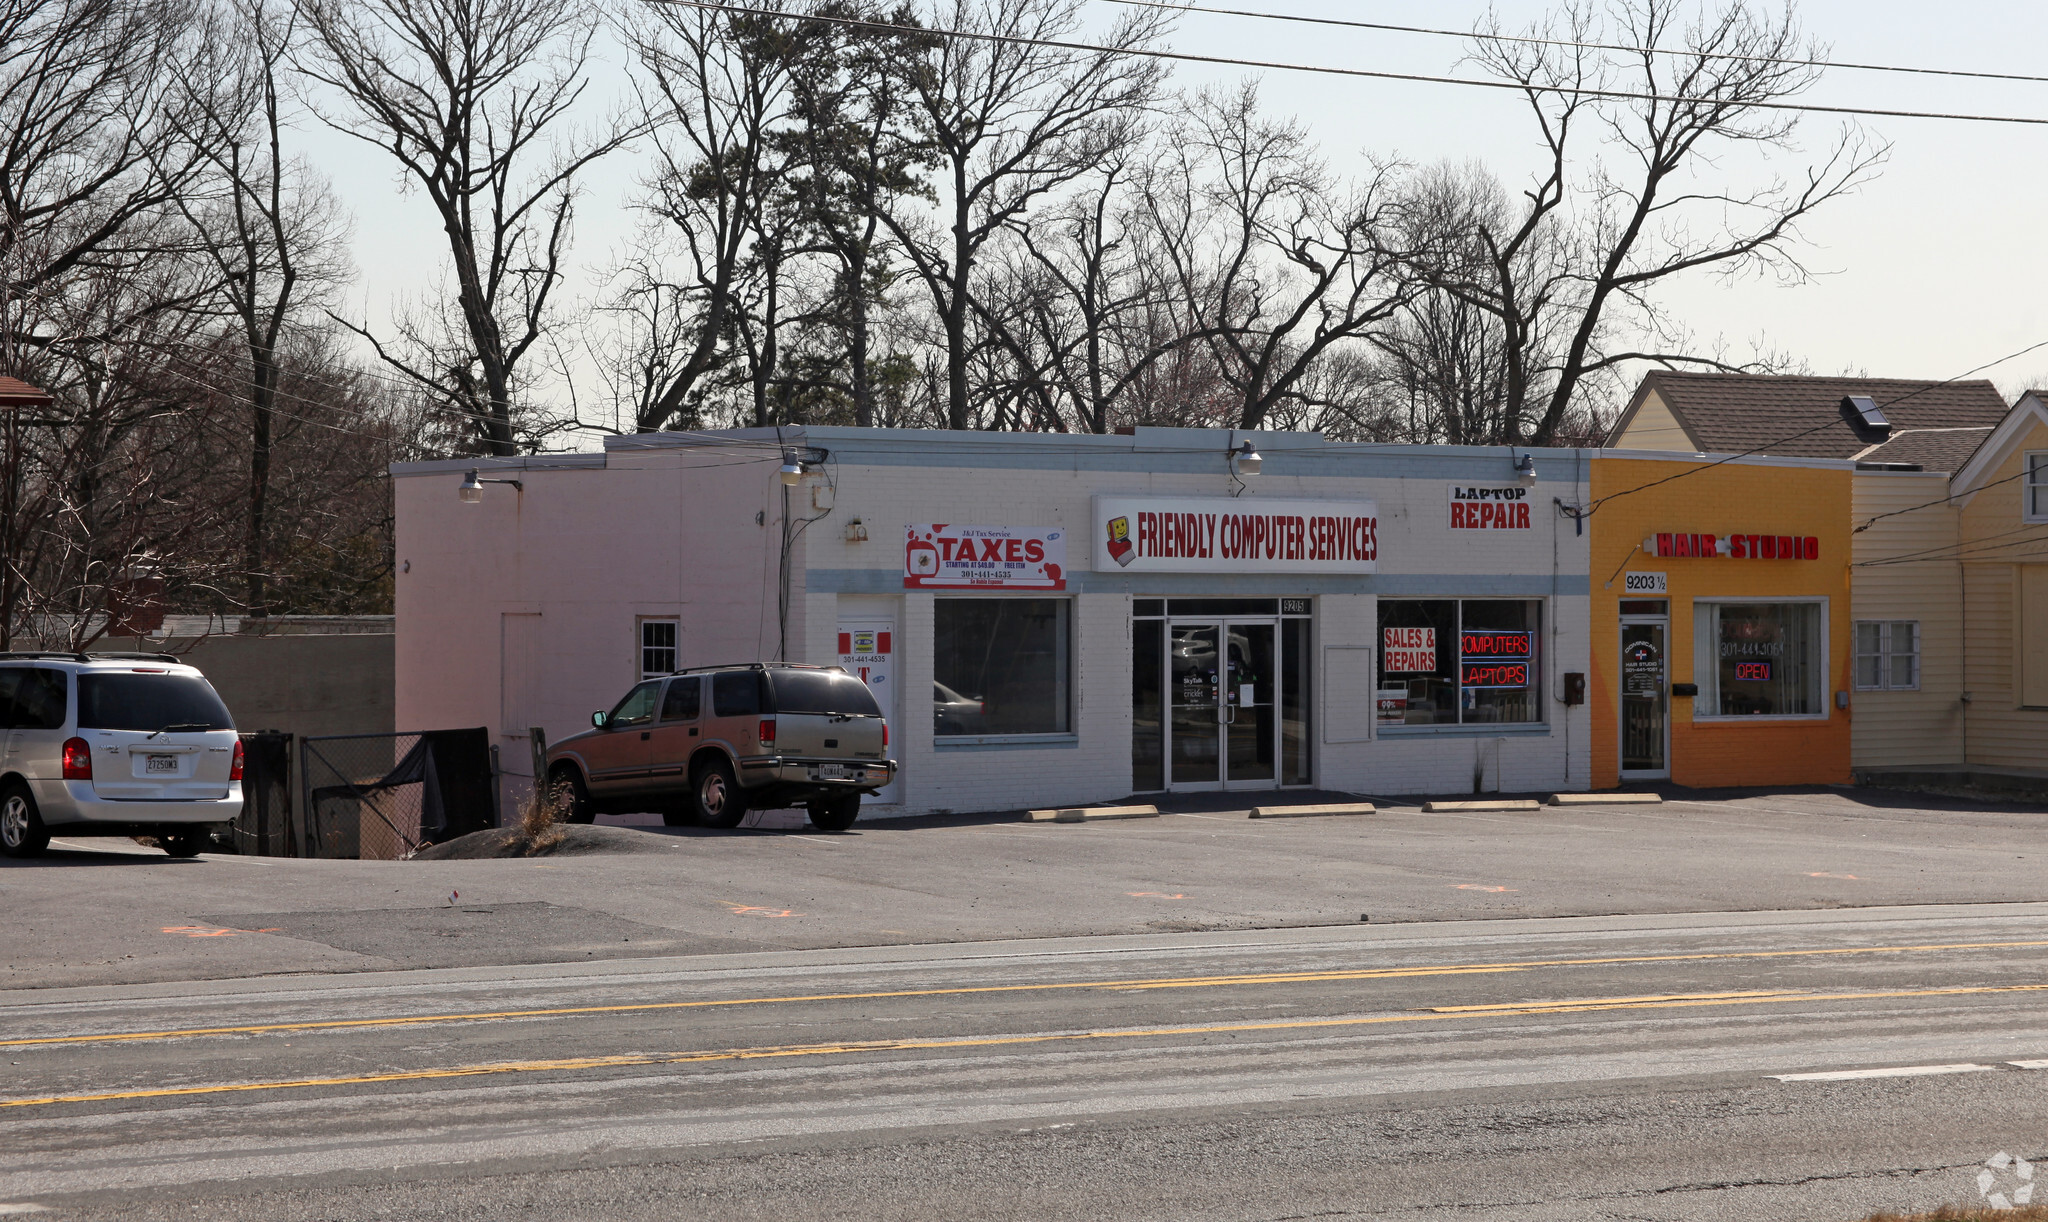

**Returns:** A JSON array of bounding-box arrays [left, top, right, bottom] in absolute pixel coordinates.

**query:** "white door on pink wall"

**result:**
[[838, 619, 900, 804], [501, 613, 542, 748]]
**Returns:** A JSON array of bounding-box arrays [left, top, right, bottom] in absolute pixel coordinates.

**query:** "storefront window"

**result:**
[[1697, 601, 1824, 717], [1132, 619, 1164, 789], [935, 599, 1071, 736], [1377, 600, 1542, 727], [1282, 618, 1312, 782]]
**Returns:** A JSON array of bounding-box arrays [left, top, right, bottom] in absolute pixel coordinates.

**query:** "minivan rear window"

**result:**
[[769, 671, 882, 717], [77, 673, 233, 732]]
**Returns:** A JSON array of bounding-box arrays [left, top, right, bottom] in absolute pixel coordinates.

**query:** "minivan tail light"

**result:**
[[882, 721, 888, 749], [758, 719, 776, 744], [62, 737, 91, 781], [230, 739, 245, 781]]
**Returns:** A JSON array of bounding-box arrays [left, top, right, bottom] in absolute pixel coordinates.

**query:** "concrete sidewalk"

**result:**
[[3, 786, 2043, 991]]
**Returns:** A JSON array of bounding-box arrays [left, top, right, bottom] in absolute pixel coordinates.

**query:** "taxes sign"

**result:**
[[905, 525, 1066, 589]]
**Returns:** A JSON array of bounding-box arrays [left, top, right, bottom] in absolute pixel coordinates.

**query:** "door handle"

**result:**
[[640, 732, 651, 740]]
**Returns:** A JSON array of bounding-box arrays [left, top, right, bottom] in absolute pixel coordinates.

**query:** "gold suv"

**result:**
[[546, 664, 893, 832]]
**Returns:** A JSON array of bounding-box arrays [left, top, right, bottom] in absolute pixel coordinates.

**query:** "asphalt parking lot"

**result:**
[[3, 785, 2044, 991]]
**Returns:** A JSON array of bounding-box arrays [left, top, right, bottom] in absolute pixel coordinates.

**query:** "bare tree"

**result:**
[[294, 0, 631, 455], [882, 0, 1170, 430], [1409, 0, 1886, 445], [614, 0, 803, 433], [1150, 85, 1411, 432], [0, 0, 234, 646], [171, 0, 350, 615]]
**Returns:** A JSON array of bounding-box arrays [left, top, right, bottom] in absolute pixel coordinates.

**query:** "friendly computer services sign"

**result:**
[[1092, 496, 1378, 574]]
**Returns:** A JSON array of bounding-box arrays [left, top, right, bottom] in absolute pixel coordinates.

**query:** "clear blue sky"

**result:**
[[304, 0, 2048, 418]]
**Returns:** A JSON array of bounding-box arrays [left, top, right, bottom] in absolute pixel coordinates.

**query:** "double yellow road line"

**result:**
[[9, 979, 2048, 1111], [8, 937, 2048, 1052]]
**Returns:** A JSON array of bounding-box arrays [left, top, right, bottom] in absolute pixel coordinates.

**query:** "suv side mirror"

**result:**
[[591, 711, 607, 728]]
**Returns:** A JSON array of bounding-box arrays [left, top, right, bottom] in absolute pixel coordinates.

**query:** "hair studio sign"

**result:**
[[1646, 532, 1820, 561]]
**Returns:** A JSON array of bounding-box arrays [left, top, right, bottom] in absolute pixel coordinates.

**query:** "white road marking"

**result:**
[[0, 1204, 51, 1214], [2006, 1060, 2048, 1070], [1771, 1063, 2000, 1082]]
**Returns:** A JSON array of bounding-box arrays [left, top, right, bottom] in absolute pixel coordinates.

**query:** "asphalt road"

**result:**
[[6, 903, 2048, 1220], [5, 787, 2047, 990]]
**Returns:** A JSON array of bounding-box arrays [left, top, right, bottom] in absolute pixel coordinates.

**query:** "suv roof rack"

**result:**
[[674, 661, 834, 675], [0, 651, 182, 664]]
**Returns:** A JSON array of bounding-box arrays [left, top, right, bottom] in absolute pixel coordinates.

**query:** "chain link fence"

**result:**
[[297, 729, 496, 860]]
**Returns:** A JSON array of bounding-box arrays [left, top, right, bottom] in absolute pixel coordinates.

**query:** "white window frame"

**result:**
[[1692, 597, 1831, 722], [1853, 620, 1920, 691], [2025, 452, 2048, 523], [639, 618, 680, 679]]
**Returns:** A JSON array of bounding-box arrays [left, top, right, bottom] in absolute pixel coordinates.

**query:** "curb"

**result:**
[[1249, 803, 1376, 819], [1027, 805, 1161, 824], [1548, 793, 1665, 807], [1422, 799, 1542, 813]]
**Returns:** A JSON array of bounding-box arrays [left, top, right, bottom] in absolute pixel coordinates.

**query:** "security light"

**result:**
[[1513, 453, 1537, 485], [778, 454, 806, 487], [457, 468, 522, 503], [1230, 439, 1262, 477]]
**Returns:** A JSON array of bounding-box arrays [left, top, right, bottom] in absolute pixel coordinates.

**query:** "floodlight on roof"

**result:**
[[1842, 395, 1892, 437]]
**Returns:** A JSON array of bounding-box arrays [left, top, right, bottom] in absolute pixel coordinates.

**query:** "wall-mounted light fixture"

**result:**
[[1229, 439, 1262, 477], [778, 446, 832, 487], [1512, 452, 1537, 486], [845, 518, 869, 543], [457, 469, 523, 503]]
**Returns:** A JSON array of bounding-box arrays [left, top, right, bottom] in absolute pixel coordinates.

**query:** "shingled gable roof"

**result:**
[[1609, 372, 2012, 460], [0, 376, 50, 406]]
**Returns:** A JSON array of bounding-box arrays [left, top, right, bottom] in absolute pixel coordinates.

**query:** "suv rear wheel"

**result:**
[[809, 793, 861, 833], [0, 782, 49, 858], [692, 758, 747, 829]]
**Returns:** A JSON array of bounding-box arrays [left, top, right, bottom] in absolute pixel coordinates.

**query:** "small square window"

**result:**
[[1853, 620, 1919, 692], [2027, 453, 2048, 522], [640, 620, 679, 679]]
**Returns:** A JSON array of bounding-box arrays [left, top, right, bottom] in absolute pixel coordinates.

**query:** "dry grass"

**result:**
[[1854, 1207, 2048, 1221], [510, 787, 570, 855]]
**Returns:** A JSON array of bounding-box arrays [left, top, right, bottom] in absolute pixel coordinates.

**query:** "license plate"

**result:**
[[145, 755, 178, 774], [815, 764, 849, 780]]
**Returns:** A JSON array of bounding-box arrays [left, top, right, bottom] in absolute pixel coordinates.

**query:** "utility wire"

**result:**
[[1586, 336, 2048, 515], [1851, 523, 2048, 567], [649, 0, 2048, 127], [1103, 0, 2048, 88]]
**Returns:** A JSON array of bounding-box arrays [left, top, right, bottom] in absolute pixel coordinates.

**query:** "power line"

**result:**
[[648, 0, 2048, 127], [1855, 530, 2048, 567], [1587, 335, 2048, 514], [1851, 522, 2048, 567], [1103, 0, 2048, 89]]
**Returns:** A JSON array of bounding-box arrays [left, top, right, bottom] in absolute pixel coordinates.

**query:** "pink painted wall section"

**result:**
[[393, 452, 795, 793]]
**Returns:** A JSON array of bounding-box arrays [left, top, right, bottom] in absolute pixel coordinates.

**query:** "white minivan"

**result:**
[[0, 654, 243, 858]]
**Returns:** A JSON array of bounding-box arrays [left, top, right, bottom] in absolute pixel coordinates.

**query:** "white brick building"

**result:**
[[392, 427, 1596, 816]]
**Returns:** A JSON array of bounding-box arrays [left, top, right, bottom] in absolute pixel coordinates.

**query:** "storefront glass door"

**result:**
[[1168, 618, 1278, 790], [1620, 619, 1670, 779]]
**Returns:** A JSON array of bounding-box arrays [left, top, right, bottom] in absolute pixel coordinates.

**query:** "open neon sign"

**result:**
[[1733, 661, 1773, 682]]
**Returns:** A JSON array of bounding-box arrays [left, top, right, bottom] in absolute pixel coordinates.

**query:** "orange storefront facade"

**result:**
[[1590, 453, 1854, 789]]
